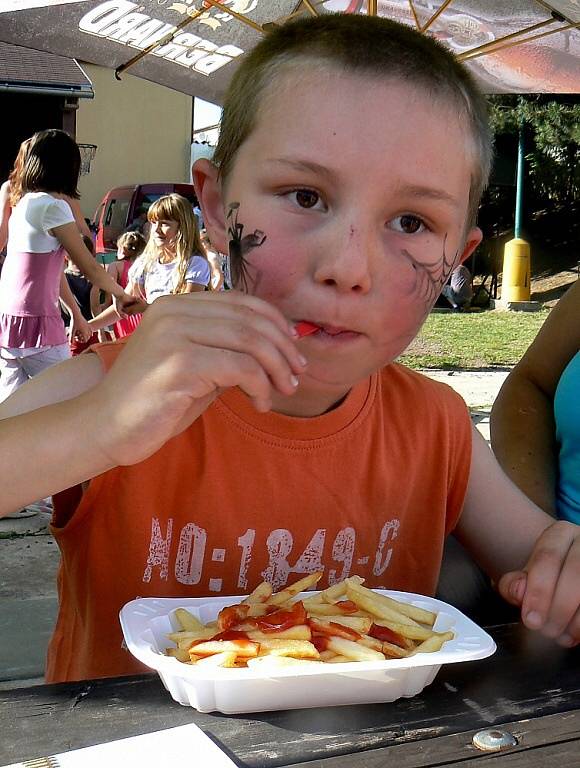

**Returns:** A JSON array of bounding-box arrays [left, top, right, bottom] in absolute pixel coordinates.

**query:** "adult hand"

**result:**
[[87, 291, 306, 467], [498, 521, 579, 647]]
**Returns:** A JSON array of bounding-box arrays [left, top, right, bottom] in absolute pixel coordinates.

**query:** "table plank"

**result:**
[[0, 624, 578, 768], [282, 710, 580, 768]]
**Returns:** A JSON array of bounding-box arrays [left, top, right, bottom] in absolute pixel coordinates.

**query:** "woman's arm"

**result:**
[[0, 180, 11, 253], [491, 280, 580, 515]]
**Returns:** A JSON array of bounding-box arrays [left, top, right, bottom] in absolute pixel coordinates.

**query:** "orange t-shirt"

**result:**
[[47, 341, 472, 683]]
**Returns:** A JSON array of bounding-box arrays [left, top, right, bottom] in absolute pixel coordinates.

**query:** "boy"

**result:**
[[0, 15, 578, 682]]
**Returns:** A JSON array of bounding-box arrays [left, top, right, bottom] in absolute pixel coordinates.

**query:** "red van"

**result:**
[[93, 183, 198, 264]]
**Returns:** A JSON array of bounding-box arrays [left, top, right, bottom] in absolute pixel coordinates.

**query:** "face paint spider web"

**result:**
[[403, 235, 459, 306]]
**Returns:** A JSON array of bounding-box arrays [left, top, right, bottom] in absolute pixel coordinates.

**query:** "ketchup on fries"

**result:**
[[165, 574, 454, 668]]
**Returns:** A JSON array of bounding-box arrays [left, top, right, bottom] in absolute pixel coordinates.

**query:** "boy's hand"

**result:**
[[498, 521, 580, 647], [88, 291, 306, 467]]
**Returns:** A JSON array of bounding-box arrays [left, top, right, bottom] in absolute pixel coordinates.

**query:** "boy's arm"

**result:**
[[456, 427, 579, 646], [0, 291, 305, 516], [0, 354, 112, 515], [491, 280, 580, 515]]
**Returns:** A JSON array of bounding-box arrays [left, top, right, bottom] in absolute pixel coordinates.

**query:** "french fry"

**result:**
[[165, 647, 191, 662], [372, 620, 438, 641], [346, 582, 421, 627], [174, 607, 205, 632], [324, 655, 353, 663], [167, 628, 216, 648], [410, 631, 454, 655], [381, 641, 410, 659], [257, 639, 320, 659], [191, 639, 259, 658], [317, 575, 364, 604], [369, 593, 436, 627], [195, 651, 238, 667], [242, 581, 273, 605], [311, 615, 372, 633], [326, 637, 385, 662], [268, 571, 323, 606], [305, 602, 366, 617], [244, 625, 312, 642]]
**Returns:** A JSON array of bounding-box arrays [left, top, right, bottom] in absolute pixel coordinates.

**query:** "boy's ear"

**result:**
[[192, 158, 228, 253], [458, 226, 483, 265]]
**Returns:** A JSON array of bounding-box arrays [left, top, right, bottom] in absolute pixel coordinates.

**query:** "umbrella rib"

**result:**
[[115, 5, 207, 80], [407, 1, 422, 30], [460, 20, 580, 62], [202, 0, 265, 34], [300, 0, 320, 16], [534, 0, 573, 25], [419, 0, 454, 33], [459, 17, 557, 61]]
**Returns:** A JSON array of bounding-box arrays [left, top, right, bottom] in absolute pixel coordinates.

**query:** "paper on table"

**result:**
[[3, 722, 237, 768]]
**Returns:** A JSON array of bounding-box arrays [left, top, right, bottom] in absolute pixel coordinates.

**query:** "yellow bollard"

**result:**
[[501, 238, 531, 302]]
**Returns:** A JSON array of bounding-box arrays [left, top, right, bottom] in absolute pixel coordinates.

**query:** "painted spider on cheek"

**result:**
[[227, 202, 266, 292]]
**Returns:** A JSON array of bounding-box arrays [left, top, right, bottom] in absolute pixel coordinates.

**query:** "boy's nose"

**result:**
[[313, 223, 374, 294]]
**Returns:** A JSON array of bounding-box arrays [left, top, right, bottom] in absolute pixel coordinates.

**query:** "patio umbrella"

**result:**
[[0, 1, 578, 100]]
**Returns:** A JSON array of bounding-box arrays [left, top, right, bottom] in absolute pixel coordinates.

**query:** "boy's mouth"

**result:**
[[295, 320, 359, 340]]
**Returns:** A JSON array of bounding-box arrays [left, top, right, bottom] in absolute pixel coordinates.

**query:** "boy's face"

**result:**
[[196, 71, 482, 414]]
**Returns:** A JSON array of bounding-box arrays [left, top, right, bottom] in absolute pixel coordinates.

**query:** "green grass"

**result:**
[[399, 309, 549, 370]]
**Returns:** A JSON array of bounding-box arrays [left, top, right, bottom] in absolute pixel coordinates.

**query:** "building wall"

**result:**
[[76, 64, 193, 219]]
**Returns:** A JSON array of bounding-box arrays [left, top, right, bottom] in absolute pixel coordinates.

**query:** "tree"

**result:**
[[488, 95, 580, 208]]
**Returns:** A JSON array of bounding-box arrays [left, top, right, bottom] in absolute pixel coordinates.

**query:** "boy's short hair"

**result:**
[[21, 129, 81, 200], [214, 14, 492, 228]]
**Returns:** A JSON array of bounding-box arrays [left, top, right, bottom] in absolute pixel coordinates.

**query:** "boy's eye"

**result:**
[[391, 215, 426, 234], [293, 189, 321, 209]]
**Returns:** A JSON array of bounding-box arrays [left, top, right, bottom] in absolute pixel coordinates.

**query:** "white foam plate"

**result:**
[[120, 590, 496, 714]]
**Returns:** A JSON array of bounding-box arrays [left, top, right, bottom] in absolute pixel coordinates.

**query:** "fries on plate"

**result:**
[[165, 574, 454, 669]]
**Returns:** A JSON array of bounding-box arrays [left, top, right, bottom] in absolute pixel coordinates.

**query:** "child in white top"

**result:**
[[0, 130, 140, 402], [89, 194, 210, 332]]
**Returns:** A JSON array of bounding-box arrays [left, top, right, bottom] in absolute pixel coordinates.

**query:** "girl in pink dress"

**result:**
[[0, 129, 140, 402]]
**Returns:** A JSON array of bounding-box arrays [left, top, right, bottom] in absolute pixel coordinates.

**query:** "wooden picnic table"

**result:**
[[0, 622, 578, 767]]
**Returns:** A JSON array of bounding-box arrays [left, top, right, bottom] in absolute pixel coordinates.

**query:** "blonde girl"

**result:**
[[89, 195, 210, 334], [128, 193, 210, 301]]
